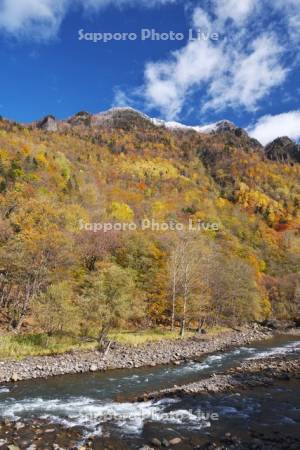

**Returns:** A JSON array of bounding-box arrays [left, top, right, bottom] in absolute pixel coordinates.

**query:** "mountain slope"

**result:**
[[0, 110, 299, 335]]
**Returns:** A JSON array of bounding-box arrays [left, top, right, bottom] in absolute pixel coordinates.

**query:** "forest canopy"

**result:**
[[0, 113, 299, 345]]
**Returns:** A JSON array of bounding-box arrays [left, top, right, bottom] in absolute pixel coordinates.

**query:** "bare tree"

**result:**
[[180, 242, 191, 337], [76, 229, 119, 271], [168, 234, 217, 337], [175, 236, 199, 337], [169, 245, 182, 331]]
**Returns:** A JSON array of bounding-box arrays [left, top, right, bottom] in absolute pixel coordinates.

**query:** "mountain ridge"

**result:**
[[1, 107, 300, 163], [1, 107, 299, 158], [28, 107, 300, 163]]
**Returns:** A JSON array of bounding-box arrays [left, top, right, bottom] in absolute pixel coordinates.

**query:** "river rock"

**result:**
[[169, 437, 182, 445], [150, 438, 162, 447], [15, 422, 25, 430], [11, 372, 20, 382]]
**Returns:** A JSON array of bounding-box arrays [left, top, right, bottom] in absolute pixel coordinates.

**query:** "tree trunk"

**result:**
[[180, 259, 190, 338], [180, 283, 188, 337], [103, 340, 112, 359], [98, 323, 111, 350], [197, 317, 206, 333], [171, 271, 176, 331]]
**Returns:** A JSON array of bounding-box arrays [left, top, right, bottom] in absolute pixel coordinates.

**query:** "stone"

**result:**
[[11, 373, 20, 382], [169, 437, 182, 445], [89, 364, 98, 372], [150, 438, 162, 447]]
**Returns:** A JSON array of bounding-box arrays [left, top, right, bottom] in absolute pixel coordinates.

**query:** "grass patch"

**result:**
[[109, 328, 194, 346], [0, 326, 232, 359], [0, 333, 97, 360]]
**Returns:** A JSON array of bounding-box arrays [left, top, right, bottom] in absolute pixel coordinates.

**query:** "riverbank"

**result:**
[[0, 325, 273, 383]]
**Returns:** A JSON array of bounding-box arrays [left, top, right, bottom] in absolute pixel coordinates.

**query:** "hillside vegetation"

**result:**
[[0, 110, 299, 353]]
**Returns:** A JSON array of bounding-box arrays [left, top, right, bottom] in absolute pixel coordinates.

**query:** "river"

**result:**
[[0, 334, 299, 449]]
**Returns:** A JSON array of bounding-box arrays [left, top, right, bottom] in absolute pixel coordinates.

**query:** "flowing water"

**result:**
[[0, 334, 299, 447]]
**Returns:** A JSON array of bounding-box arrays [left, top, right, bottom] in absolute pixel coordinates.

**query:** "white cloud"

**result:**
[[0, 0, 68, 40], [142, 0, 300, 119], [143, 3, 288, 118], [204, 34, 287, 112], [143, 6, 224, 118], [192, 8, 213, 30], [273, 0, 300, 43], [248, 111, 300, 145], [213, 0, 257, 24], [0, 0, 176, 40], [144, 24, 223, 119]]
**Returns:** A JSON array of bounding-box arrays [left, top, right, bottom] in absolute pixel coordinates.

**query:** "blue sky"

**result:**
[[0, 0, 300, 144]]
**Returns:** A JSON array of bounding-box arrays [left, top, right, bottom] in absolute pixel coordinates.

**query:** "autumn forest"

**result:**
[[0, 108, 299, 354]]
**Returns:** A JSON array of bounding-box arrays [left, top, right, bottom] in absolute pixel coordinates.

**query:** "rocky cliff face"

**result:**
[[37, 115, 58, 132], [265, 136, 300, 164]]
